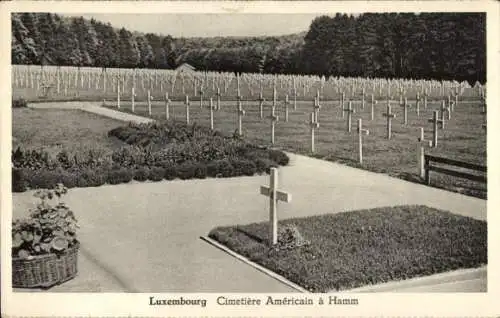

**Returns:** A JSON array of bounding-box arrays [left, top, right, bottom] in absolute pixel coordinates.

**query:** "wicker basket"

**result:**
[[12, 242, 79, 289]]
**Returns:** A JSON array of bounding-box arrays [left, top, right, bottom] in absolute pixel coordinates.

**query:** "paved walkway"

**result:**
[[13, 102, 487, 293], [29, 101, 154, 124], [12, 153, 486, 293]]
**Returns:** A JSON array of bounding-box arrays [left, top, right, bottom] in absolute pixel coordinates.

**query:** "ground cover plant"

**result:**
[[208, 205, 487, 292], [12, 108, 289, 192]]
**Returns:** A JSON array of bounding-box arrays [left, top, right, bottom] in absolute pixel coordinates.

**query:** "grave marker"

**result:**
[[165, 92, 171, 120], [341, 92, 346, 118], [343, 101, 355, 132], [382, 102, 396, 139], [147, 90, 153, 116], [237, 95, 245, 136], [258, 92, 265, 119], [293, 86, 297, 110], [117, 83, 120, 109], [415, 92, 421, 117], [357, 119, 369, 164], [417, 127, 433, 178], [361, 87, 366, 110], [210, 98, 214, 130], [441, 100, 450, 123], [423, 89, 428, 109], [428, 110, 443, 148], [185, 95, 190, 125], [199, 88, 204, 108], [216, 87, 221, 110], [313, 97, 321, 123], [268, 103, 279, 145], [400, 97, 410, 125], [284, 94, 290, 122], [131, 87, 137, 113], [260, 168, 292, 246], [370, 95, 377, 121], [309, 112, 319, 153]]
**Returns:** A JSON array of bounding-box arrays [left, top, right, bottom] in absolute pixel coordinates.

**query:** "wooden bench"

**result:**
[[424, 154, 487, 185]]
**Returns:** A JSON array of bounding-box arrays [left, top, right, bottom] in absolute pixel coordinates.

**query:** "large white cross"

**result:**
[[260, 168, 292, 246]]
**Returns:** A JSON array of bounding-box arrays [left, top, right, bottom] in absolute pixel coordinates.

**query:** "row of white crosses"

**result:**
[[114, 75, 463, 165], [14, 65, 481, 102]]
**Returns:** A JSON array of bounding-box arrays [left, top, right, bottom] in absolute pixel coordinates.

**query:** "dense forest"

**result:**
[[11, 12, 485, 84]]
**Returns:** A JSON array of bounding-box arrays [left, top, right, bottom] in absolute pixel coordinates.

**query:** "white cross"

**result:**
[[165, 92, 171, 120], [260, 168, 292, 246], [185, 95, 190, 125], [417, 127, 433, 178], [382, 102, 396, 139], [428, 110, 443, 148], [343, 101, 355, 132], [357, 118, 369, 164], [309, 112, 319, 153]]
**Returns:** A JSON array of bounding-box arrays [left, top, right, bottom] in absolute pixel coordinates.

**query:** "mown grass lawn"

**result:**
[[104, 96, 487, 198], [12, 108, 126, 155], [208, 205, 487, 293]]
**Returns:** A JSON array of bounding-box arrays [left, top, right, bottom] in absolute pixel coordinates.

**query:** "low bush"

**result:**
[[148, 167, 165, 182], [254, 158, 277, 174], [77, 168, 107, 187], [12, 168, 27, 192], [13, 121, 290, 191], [12, 98, 27, 108], [206, 160, 234, 178], [133, 167, 150, 182], [163, 165, 177, 180], [176, 161, 197, 180], [106, 168, 133, 185], [193, 163, 208, 179], [231, 159, 257, 176], [268, 149, 290, 166], [27, 168, 67, 190]]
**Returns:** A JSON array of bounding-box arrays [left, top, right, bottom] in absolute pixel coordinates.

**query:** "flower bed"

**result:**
[[12, 120, 289, 192]]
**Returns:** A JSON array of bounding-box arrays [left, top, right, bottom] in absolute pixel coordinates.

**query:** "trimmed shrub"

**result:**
[[269, 149, 289, 165], [176, 161, 197, 180], [231, 159, 257, 176], [78, 168, 107, 187], [163, 165, 177, 180], [148, 166, 165, 182], [59, 170, 78, 188], [12, 168, 27, 192], [133, 167, 150, 181], [206, 159, 234, 178], [28, 169, 62, 189], [106, 168, 133, 185], [254, 158, 276, 174], [193, 163, 207, 179], [12, 98, 27, 108]]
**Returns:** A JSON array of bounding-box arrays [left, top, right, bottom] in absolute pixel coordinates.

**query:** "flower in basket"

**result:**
[[12, 183, 79, 260]]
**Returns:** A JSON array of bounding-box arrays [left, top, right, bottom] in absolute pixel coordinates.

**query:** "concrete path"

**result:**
[[13, 102, 487, 293], [29, 101, 154, 124], [12, 153, 486, 293]]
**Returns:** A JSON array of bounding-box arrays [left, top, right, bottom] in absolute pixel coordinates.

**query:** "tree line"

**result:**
[[12, 12, 485, 84]]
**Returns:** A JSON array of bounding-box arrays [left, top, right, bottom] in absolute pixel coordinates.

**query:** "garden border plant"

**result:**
[[12, 120, 290, 192]]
